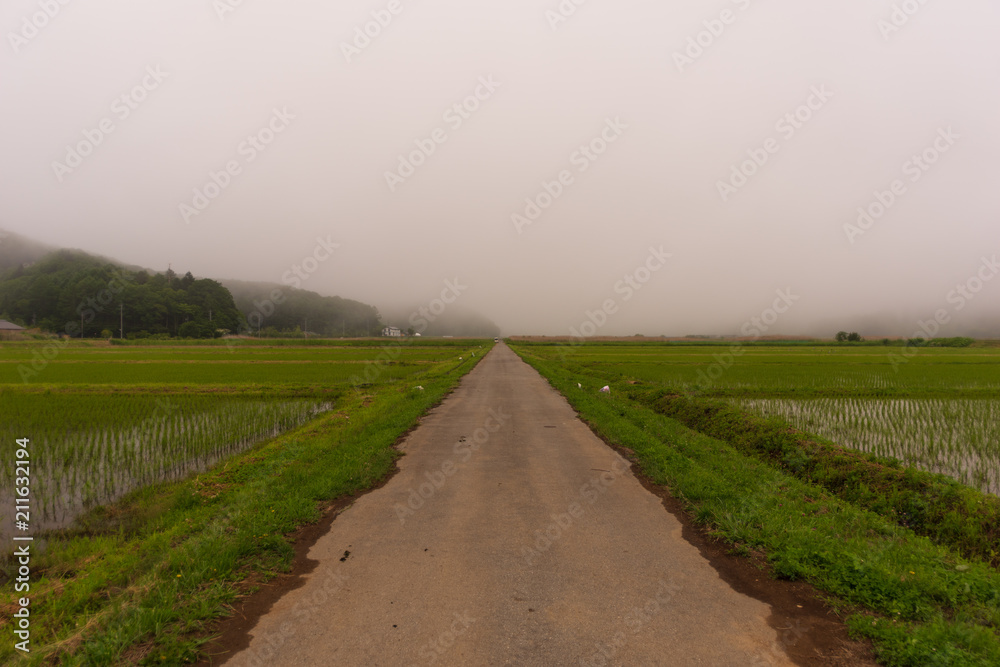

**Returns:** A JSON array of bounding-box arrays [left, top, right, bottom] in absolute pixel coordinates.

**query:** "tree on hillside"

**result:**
[[0, 250, 244, 338]]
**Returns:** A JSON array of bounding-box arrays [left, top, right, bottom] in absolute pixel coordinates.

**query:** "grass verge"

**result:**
[[511, 345, 1000, 666], [634, 391, 1000, 570], [1, 356, 482, 665]]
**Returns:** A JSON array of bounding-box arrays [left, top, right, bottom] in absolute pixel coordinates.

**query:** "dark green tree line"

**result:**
[[0, 251, 244, 338]]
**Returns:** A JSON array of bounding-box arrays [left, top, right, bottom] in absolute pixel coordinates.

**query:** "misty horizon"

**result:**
[[2, 1, 999, 339]]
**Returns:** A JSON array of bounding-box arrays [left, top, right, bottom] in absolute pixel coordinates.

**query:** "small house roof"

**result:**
[[0, 319, 24, 330]]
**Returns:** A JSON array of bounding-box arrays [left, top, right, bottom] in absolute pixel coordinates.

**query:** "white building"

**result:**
[[382, 326, 402, 337]]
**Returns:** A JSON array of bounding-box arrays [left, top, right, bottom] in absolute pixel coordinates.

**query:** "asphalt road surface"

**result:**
[[227, 344, 794, 666]]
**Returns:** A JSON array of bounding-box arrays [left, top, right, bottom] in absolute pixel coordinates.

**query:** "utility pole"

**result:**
[[304, 316, 308, 339], [120, 302, 124, 340]]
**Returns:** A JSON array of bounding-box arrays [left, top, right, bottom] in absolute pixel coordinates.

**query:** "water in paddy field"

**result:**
[[0, 400, 333, 540], [732, 398, 1000, 496]]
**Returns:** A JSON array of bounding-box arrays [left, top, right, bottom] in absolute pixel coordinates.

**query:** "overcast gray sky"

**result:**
[[2, 0, 999, 337]]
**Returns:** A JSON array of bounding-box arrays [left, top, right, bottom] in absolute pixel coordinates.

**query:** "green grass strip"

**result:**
[[1, 357, 482, 665], [632, 391, 1000, 570], [512, 346, 1000, 666]]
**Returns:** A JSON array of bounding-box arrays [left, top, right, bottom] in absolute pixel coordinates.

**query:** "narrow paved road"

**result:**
[[228, 344, 793, 666]]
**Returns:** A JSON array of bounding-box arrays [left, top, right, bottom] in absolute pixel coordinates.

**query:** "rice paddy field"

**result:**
[[0, 338, 485, 538], [510, 340, 1000, 665], [732, 397, 1000, 495], [511, 340, 1000, 496], [0, 337, 489, 664]]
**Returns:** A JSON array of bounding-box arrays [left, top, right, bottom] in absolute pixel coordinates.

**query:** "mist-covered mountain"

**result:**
[[0, 228, 58, 272], [221, 279, 383, 337], [0, 229, 382, 339], [0, 229, 503, 339]]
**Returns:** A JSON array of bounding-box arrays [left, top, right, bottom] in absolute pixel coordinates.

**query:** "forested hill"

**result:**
[[221, 279, 383, 337], [0, 250, 243, 338]]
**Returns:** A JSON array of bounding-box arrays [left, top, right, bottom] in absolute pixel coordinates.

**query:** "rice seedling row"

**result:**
[[0, 340, 487, 536], [732, 397, 1000, 495], [516, 342, 1000, 494], [0, 394, 333, 535]]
